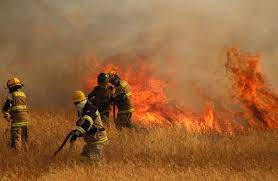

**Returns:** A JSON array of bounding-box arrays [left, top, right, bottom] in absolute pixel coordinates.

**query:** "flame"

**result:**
[[84, 50, 278, 134], [226, 48, 278, 128]]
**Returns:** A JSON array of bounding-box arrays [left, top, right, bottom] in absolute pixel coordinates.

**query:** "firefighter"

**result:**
[[88, 73, 114, 127], [108, 72, 134, 129], [70, 90, 108, 163], [2, 77, 30, 150]]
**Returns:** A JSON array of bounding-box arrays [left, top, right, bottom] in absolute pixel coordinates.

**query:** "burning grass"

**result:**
[[0, 111, 277, 180], [84, 48, 278, 134], [226, 48, 278, 128]]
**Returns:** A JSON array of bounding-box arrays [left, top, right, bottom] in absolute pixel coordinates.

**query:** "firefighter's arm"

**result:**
[[122, 82, 132, 97], [109, 85, 116, 103], [117, 83, 131, 99], [2, 99, 11, 121], [70, 115, 94, 142], [88, 89, 97, 103], [112, 86, 126, 101]]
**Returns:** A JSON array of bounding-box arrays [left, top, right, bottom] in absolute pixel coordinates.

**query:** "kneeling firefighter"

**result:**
[[70, 90, 108, 163], [2, 77, 30, 150]]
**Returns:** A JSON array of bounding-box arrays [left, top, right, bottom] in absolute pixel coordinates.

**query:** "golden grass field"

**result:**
[[0, 111, 277, 181]]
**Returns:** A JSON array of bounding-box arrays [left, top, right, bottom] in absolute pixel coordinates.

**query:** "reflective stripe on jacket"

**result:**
[[75, 102, 108, 144], [10, 91, 28, 113], [2, 90, 30, 127], [114, 80, 134, 113]]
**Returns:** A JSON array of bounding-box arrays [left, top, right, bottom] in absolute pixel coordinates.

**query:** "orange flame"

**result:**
[[226, 48, 278, 128], [84, 50, 277, 133]]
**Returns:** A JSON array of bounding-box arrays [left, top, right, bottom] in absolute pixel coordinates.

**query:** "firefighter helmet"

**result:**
[[6, 77, 23, 89], [108, 71, 117, 77], [72, 90, 86, 103], [97, 73, 109, 84], [108, 71, 120, 85]]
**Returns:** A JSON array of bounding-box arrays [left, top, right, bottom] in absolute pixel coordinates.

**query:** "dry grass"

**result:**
[[0, 111, 277, 181]]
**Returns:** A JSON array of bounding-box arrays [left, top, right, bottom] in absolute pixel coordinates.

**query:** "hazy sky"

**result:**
[[0, 0, 277, 108]]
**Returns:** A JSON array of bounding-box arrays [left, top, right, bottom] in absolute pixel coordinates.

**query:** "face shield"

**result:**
[[75, 100, 87, 114]]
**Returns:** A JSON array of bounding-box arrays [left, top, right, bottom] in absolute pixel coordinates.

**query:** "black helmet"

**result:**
[[97, 73, 109, 84]]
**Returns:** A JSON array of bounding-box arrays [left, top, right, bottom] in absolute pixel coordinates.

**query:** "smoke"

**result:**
[[0, 0, 277, 108]]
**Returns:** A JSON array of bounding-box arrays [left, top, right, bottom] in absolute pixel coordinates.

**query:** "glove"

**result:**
[[70, 130, 78, 143], [2, 112, 11, 122], [76, 118, 83, 126]]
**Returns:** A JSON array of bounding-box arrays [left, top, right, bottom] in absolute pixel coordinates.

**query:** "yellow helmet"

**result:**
[[7, 77, 22, 89], [72, 90, 86, 103]]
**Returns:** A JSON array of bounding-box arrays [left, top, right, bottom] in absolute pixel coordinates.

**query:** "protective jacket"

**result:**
[[74, 102, 108, 144], [113, 80, 134, 114], [88, 84, 114, 115], [2, 89, 30, 127]]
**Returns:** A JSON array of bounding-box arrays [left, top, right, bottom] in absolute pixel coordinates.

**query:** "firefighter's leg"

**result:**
[[10, 127, 20, 149], [80, 144, 90, 162], [115, 113, 124, 130], [125, 113, 133, 128], [91, 143, 104, 162], [101, 112, 110, 127], [21, 126, 28, 144], [80, 143, 104, 164], [116, 113, 132, 129], [21, 126, 28, 150]]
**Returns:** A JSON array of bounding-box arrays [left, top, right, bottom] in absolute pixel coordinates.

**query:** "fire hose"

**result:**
[[52, 131, 73, 158]]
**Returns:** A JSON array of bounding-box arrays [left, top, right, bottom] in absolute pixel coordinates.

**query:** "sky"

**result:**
[[0, 0, 277, 108]]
